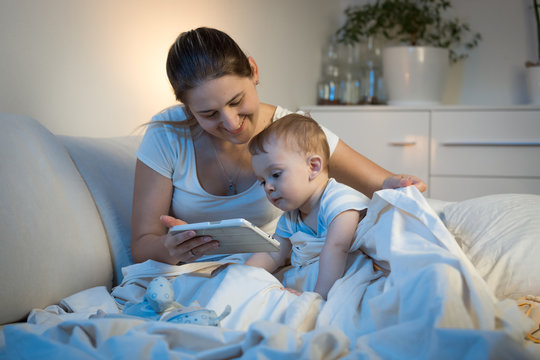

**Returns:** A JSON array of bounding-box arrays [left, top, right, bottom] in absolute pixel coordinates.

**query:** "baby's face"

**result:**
[[251, 137, 313, 212]]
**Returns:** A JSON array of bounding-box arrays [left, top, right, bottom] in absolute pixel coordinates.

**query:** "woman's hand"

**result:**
[[160, 215, 220, 263], [382, 174, 427, 192], [131, 160, 220, 264]]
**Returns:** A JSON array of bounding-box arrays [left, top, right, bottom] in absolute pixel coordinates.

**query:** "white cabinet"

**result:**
[[430, 108, 540, 200], [302, 105, 540, 201]]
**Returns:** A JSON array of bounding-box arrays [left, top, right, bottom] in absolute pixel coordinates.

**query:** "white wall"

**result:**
[[445, 0, 534, 104], [0, 0, 338, 136], [1, 0, 537, 137]]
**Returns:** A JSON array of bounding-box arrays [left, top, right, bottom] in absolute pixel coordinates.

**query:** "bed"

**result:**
[[0, 113, 539, 359]]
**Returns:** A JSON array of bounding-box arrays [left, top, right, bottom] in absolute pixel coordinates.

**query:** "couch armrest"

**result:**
[[0, 113, 113, 325]]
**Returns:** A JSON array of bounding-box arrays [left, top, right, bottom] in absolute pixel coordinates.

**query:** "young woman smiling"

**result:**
[[131, 27, 426, 265]]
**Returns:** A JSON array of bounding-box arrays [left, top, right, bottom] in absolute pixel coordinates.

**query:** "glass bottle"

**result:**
[[359, 36, 386, 105], [316, 39, 341, 105], [339, 43, 362, 105]]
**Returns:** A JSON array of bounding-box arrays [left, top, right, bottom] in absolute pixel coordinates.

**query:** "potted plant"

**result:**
[[525, 0, 540, 104], [336, 0, 481, 105]]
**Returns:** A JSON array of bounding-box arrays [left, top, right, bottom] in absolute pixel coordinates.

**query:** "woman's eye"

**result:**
[[230, 97, 243, 107]]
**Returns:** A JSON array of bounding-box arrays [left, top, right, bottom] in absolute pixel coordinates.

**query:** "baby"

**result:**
[[245, 113, 369, 299]]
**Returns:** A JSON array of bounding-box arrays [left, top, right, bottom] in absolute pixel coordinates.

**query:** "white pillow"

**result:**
[[442, 193, 540, 300]]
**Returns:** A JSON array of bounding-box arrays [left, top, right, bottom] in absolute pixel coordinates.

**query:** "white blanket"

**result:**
[[2, 187, 539, 359]]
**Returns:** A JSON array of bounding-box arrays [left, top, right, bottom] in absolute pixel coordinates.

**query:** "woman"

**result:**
[[131, 27, 425, 265]]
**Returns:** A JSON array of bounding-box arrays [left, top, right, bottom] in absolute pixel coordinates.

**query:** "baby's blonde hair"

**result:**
[[249, 113, 330, 170]]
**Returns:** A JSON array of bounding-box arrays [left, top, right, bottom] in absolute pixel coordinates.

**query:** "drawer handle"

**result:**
[[389, 141, 417, 146], [441, 141, 540, 147]]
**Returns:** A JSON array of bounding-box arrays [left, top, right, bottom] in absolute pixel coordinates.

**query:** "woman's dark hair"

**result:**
[[166, 27, 253, 103]]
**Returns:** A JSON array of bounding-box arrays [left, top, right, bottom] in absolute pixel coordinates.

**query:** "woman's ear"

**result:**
[[248, 57, 260, 84], [307, 155, 323, 181]]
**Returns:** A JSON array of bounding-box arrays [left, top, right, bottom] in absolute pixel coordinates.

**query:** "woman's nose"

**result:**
[[221, 109, 239, 131]]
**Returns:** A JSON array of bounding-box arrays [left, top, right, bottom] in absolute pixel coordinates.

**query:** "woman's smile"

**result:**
[[226, 115, 247, 135]]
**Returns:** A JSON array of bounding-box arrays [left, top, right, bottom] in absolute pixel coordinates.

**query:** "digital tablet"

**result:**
[[169, 218, 280, 255]]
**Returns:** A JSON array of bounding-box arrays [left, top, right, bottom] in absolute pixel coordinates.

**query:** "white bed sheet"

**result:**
[[2, 187, 539, 359]]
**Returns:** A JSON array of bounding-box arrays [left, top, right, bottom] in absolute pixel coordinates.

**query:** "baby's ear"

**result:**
[[307, 155, 323, 180]]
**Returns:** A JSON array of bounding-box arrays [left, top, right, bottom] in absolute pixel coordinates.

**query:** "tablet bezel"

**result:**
[[169, 218, 280, 255]]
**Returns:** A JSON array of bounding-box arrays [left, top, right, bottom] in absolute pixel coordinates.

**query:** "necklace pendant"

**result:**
[[209, 136, 241, 196]]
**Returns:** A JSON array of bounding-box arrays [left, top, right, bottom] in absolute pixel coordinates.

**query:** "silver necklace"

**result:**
[[209, 138, 241, 195]]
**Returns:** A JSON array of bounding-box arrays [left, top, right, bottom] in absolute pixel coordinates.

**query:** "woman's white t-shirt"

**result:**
[[136, 105, 339, 235]]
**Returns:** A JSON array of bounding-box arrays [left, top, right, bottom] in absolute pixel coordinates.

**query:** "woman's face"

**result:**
[[184, 72, 261, 145]]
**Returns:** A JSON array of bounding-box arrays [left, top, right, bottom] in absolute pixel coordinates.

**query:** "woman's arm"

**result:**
[[131, 160, 218, 264], [314, 210, 360, 299], [329, 140, 426, 198]]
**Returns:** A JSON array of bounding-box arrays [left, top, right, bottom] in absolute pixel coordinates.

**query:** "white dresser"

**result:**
[[300, 105, 540, 201]]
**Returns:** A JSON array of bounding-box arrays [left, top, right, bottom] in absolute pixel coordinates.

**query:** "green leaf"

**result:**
[[335, 0, 482, 63]]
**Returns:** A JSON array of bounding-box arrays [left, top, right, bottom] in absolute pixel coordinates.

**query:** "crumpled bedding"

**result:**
[[2, 187, 539, 359]]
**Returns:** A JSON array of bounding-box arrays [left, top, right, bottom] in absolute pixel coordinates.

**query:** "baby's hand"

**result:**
[[382, 174, 427, 192], [283, 287, 302, 296]]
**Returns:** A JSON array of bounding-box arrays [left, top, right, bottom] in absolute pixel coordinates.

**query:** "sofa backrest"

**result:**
[[60, 134, 142, 286], [0, 114, 113, 324]]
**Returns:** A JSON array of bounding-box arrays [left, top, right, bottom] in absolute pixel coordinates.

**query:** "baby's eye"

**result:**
[[271, 172, 281, 179], [258, 180, 266, 186]]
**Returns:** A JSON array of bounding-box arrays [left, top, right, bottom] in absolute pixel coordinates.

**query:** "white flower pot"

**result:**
[[526, 66, 540, 104], [382, 46, 449, 106]]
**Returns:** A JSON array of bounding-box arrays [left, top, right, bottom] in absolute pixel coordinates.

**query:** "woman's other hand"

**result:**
[[382, 174, 427, 192], [160, 215, 220, 263]]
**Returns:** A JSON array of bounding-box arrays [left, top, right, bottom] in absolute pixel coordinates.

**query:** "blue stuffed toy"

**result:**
[[123, 276, 231, 326]]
